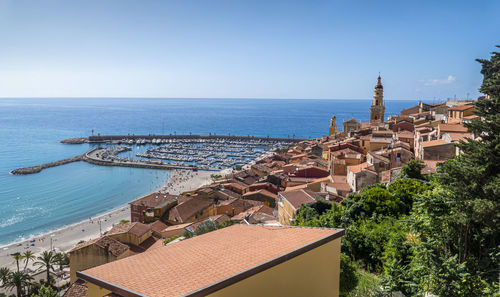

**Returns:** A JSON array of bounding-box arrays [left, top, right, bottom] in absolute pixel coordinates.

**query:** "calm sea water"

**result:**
[[0, 98, 419, 245]]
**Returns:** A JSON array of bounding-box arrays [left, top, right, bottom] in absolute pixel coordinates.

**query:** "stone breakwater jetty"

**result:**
[[10, 147, 204, 175], [10, 155, 84, 175], [60, 134, 305, 144]]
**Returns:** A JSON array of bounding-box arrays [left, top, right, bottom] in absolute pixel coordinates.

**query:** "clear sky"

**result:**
[[0, 0, 498, 100]]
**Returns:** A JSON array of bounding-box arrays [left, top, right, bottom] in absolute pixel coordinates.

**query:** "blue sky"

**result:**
[[0, 0, 498, 100]]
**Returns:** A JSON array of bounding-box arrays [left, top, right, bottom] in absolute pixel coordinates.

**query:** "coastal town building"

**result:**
[[215, 197, 260, 217], [76, 225, 344, 297], [278, 189, 326, 225], [242, 189, 278, 208], [230, 204, 275, 222], [68, 221, 160, 284], [129, 192, 178, 223], [417, 139, 456, 161], [370, 75, 385, 123], [166, 197, 215, 224], [68, 236, 130, 283], [447, 103, 476, 123], [343, 118, 361, 136], [346, 162, 378, 192]]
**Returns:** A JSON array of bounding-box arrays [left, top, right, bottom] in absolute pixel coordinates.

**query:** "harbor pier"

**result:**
[[61, 134, 305, 144], [13, 134, 302, 175]]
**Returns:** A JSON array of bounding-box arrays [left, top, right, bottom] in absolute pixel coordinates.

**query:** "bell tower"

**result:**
[[370, 75, 385, 122], [329, 115, 337, 136]]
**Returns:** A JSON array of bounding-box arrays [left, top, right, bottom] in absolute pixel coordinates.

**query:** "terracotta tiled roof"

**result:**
[[216, 197, 261, 209], [422, 139, 451, 148], [79, 225, 344, 297], [222, 182, 247, 191], [279, 189, 321, 210], [215, 188, 241, 200], [168, 197, 214, 223], [150, 220, 169, 234], [370, 137, 392, 143], [396, 131, 413, 138], [63, 279, 87, 297], [444, 132, 472, 142], [347, 162, 370, 174], [69, 236, 129, 257], [448, 103, 474, 111], [130, 192, 178, 208], [247, 212, 276, 224], [438, 123, 468, 133], [242, 189, 278, 199], [161, 222, 193, 232], [107, 222, 151, 237], [230, 205, 274, 221]]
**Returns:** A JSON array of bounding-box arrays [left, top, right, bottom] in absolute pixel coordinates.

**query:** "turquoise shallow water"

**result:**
[[0, 98, 419, 245]]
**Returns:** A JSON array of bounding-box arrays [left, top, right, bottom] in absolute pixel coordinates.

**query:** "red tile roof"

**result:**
[[129, 192, 178, 208], [79, 225, 344, 297], [448, 103, 474, 111], [168, 197, 214, 223], [63, 279, 87, 297], [107, 222, 151, 237], [69, 236, 129, 257], [242, 189, 278, 199], [150, 220, 169, 234], [438, 123, 468, 133], [230, 205, 275, 221], [347, 162, 370, 174], [278, 189, 321, 210], [422, 139, 452, 148]]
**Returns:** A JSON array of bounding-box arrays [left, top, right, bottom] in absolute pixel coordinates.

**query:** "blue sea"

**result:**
[[0, 98, 419, 245]]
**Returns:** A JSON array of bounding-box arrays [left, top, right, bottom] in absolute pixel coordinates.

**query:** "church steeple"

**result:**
[[370, 75, 385, 122], [329, 114, 337, 136]]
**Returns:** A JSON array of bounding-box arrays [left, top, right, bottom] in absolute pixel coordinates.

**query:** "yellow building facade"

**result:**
[[207, 238, 341, 297], [69, 239, 129, 283]]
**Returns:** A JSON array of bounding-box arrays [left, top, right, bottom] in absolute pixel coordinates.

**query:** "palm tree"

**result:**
[[21, 251, 36, 272], [0, 267, 10, 288], [4, 271, 33, 297], [34, 251, 56, 284], [12, 254, 23, 273], [53, 252, 69, 271]]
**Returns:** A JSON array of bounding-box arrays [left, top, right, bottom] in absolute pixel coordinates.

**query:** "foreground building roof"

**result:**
[[78, 225, 344, 297]]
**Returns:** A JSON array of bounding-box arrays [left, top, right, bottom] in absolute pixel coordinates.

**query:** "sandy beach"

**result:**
[[0, 169, 217, 271]]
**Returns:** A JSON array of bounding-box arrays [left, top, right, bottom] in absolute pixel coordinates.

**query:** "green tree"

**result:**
[[21, 251, 36, 272], [30, 284, 58, 297], [399, 159, 425, 180], [12, 254, 23, 273], [53, 253, 69, 272], [409, 47, 500, 295], [339, 253, 359, 296], [34, 252, 56, 285], [4, 271, 33, 297], [343, 184, 404, 222], [0, 267, 10, 288]]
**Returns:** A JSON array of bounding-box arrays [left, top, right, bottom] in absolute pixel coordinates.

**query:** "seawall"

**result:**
[[10, 155, 83, 175], [61, 134, 304, 143]]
